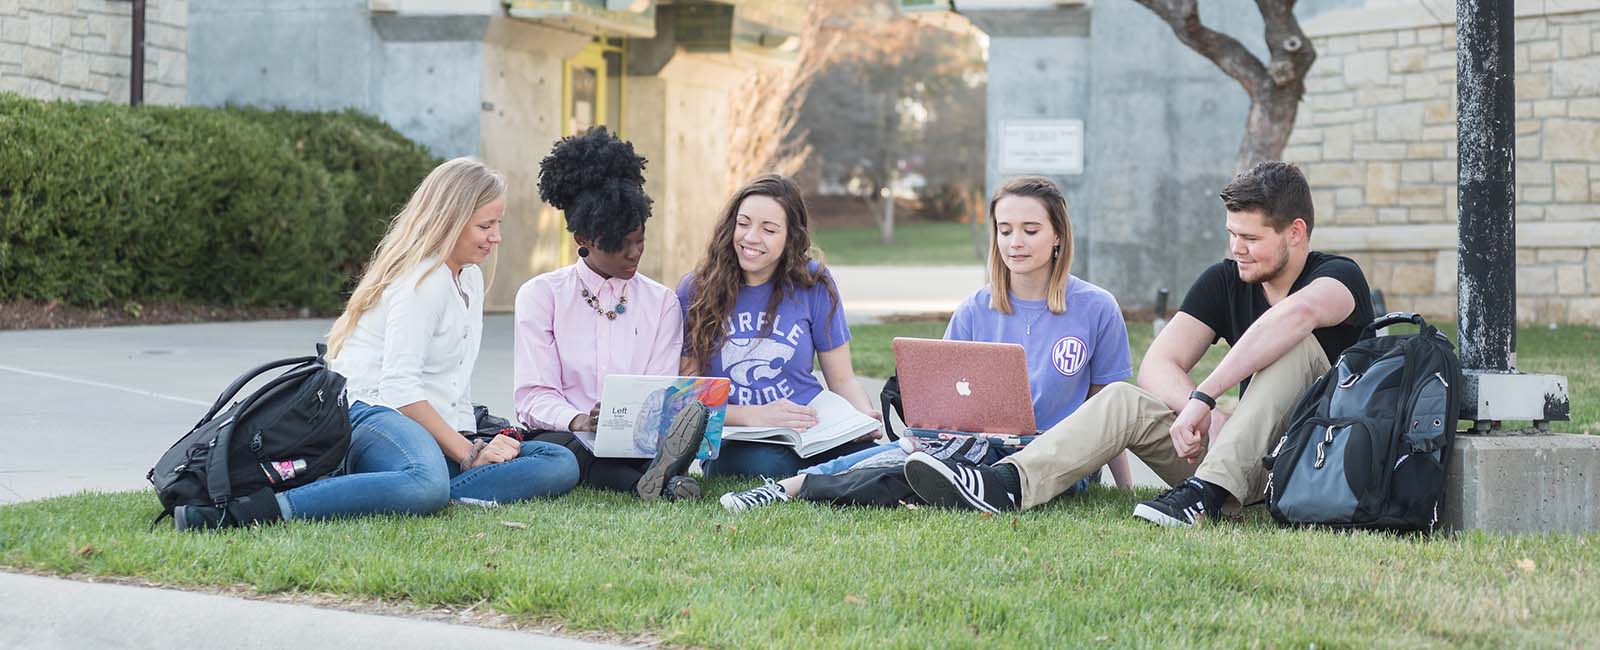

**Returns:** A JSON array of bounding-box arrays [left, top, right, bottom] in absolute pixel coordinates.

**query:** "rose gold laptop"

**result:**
[[891, 338, 1037, 442]]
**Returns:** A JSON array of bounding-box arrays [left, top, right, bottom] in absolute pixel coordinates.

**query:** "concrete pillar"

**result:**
[[479, 17, 589, 310], [963, 7, 1093, 279]]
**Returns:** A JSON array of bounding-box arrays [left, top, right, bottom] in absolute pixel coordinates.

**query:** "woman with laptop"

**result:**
[[719, 176, 1134, 512], [513, 127, 708, 501], [677, 174, 884, 478], [175, 158, 582, 530]]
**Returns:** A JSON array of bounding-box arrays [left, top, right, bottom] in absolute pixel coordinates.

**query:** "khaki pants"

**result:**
[[1002, 336, 1330, 512]]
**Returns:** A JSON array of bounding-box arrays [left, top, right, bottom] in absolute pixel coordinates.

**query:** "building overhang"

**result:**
[[629, 1, 805, 75], [505, 0, 659, 38]]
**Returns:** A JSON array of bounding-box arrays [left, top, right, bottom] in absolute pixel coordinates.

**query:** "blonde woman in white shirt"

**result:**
[[175, 158, 579, 530]]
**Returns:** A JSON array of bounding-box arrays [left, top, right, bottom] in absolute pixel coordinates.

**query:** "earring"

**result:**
[[578, 245, 590, 258], [1051, 245, 1060, 261]]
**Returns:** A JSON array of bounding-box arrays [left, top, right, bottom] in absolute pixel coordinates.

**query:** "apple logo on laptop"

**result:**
[[955, 379, 972, 396]]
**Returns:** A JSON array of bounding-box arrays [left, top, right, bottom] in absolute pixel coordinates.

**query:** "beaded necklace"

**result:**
[[578, 275, 628, 320]]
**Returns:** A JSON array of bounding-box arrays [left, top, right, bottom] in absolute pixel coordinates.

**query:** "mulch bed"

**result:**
[[0, 301, 332, 331]]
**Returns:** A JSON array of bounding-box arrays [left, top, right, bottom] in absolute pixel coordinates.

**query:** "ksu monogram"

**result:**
[[1051, 336, 1088, 376]]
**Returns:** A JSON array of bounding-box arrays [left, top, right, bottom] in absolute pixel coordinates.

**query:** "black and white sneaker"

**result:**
[[902, 452, 1017, 513], [1132, 477, 1218, 528], [719, 478, 789, 513]]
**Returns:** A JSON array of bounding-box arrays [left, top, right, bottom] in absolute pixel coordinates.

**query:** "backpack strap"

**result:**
[[879, 374, 903, 441], [1362, 311, 1427, 339], [192, 354, 319, 430]]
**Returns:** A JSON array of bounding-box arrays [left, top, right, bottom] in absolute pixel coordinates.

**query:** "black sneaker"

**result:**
[[636, 401, 708, 500], [173, 503, 227, 532], [719, 478, 789, 513], [1132, 477, 1217, 528], [903, 452, 1017, 513], [174, 487, 283, 532]]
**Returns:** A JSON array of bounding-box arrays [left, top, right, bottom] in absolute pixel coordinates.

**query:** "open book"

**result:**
[[722, 390, 880, 458]]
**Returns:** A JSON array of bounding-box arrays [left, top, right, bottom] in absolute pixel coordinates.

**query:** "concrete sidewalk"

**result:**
[[0, 572, 630, 650]]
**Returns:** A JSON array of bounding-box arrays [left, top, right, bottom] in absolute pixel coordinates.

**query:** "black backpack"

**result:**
[[1263, 312, 1460, 532], [148, 344, 352, 521]]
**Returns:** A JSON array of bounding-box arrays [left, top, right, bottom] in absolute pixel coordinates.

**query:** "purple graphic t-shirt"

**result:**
[[678, 263, 849, 406], [944, 276, 1132, 429]]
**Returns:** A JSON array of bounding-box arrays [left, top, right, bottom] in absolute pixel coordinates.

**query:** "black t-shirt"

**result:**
[[1178, 251, 1374, 394]]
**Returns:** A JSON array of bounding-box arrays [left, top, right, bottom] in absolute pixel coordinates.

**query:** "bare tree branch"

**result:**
[[1131, 0, 1270, 96], [1132, 0, 1318, 170]]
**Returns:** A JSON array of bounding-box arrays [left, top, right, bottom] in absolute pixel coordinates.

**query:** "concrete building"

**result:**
[[905, 0, 1600, 325], [0, 0, 803, 310]]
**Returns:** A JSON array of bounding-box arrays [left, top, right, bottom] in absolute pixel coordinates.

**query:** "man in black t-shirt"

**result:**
[[905, 162, 1374, 526]]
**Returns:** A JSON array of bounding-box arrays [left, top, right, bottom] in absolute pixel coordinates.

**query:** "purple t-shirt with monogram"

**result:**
[[944, 276, 1132, 430], [677, 263, 849, 406]]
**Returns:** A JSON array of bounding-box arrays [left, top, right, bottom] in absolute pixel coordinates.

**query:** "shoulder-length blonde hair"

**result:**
[[987, 176, 1073, 315], [327, 157, 506, 357]]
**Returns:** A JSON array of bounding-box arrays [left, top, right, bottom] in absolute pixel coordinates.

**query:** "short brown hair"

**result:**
[[1219, 161, 1315, 234]]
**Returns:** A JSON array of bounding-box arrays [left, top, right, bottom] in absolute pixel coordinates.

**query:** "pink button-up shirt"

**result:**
[[513, 261, 684, 431]]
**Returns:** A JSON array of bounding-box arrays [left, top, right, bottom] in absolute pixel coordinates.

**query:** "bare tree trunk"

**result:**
[[967, 185, 986, 261], [1239, 86, 1304, 171], [1131, 0, 1316, 171], [878, 181, 896, 245]]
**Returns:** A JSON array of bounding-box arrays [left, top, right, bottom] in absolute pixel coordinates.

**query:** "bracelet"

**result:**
[[461, 440, 489, 467], [1189, 390, 1217, 410]]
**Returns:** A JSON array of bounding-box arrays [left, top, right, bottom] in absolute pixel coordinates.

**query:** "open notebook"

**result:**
[[722, 390, 881, 458]]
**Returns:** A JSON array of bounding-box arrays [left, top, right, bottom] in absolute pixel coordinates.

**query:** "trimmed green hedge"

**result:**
[[0, 94, 438, 311]]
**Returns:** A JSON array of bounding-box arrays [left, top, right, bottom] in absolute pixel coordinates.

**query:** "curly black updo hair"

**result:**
[[537, 126, 652, 253]]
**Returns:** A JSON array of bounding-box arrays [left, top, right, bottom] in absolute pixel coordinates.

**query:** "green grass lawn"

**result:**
[[3, 323, 1595, 648], [854, 320, 1599, 433], [813, 221, 984, 266], [4, 487, 1597, 648]]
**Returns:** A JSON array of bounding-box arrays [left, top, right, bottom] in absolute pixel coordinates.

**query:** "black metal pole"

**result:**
[[1456, 0, 1515, 371], [130, 0, 145, 106]]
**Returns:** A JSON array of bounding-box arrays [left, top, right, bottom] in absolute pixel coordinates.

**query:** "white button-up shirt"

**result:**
[[332, 258, 483, 432]]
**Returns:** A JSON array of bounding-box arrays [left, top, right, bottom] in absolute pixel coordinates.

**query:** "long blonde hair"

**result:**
[[987, 176, 1074, 314], [327, 157, 506, 357]]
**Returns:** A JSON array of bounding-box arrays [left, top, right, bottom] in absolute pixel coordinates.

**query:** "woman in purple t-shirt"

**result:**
[[718, 176, 1134, 512], [677, 175, 883, 478]]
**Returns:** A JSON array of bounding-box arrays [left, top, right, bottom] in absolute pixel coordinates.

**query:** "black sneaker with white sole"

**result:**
[[902, 452, 1017, 513], [719, 478, 789, 513], [635, 401, 708, 500], [1132, 477, 1219, 528]]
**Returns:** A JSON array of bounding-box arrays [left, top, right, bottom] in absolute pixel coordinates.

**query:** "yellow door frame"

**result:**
[[559, 37, 626, 267]]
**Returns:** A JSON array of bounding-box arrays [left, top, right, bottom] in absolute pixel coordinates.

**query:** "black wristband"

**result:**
[[1189, 390, 1217, 410]]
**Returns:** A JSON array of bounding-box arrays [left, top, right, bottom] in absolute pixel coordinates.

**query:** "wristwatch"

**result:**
[[1189, 389, 1217, 410]]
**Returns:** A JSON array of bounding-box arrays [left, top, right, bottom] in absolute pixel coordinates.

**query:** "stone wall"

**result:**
[[1287, 2, 1600, 325], [0, 0, 186, 105]]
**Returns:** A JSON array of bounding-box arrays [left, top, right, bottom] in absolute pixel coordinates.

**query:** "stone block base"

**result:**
[[1444, 433, 1600, 533]]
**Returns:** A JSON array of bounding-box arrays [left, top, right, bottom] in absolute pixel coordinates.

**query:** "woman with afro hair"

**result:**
[[677, 174, 884, 479], [513, 127, 705, 501]]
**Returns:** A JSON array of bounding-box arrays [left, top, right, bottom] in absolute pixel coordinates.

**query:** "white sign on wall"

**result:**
[[999, 119, 1084, 176]]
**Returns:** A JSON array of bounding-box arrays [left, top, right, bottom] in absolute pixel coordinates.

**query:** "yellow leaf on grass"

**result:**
[[1516, 558, 1536, 573], [844, 594, 867, 606]]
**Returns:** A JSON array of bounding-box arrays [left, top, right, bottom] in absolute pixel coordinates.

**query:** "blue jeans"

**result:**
[[277, 402, 578, 520], [703, 439, 881, 478], [799, 441, 900, 476]]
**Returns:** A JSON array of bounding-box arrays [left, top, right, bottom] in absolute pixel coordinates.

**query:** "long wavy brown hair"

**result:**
[[683, 174, 840, 372]]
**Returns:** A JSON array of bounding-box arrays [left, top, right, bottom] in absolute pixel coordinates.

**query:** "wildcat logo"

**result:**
[[720, 337, 798, 404]]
